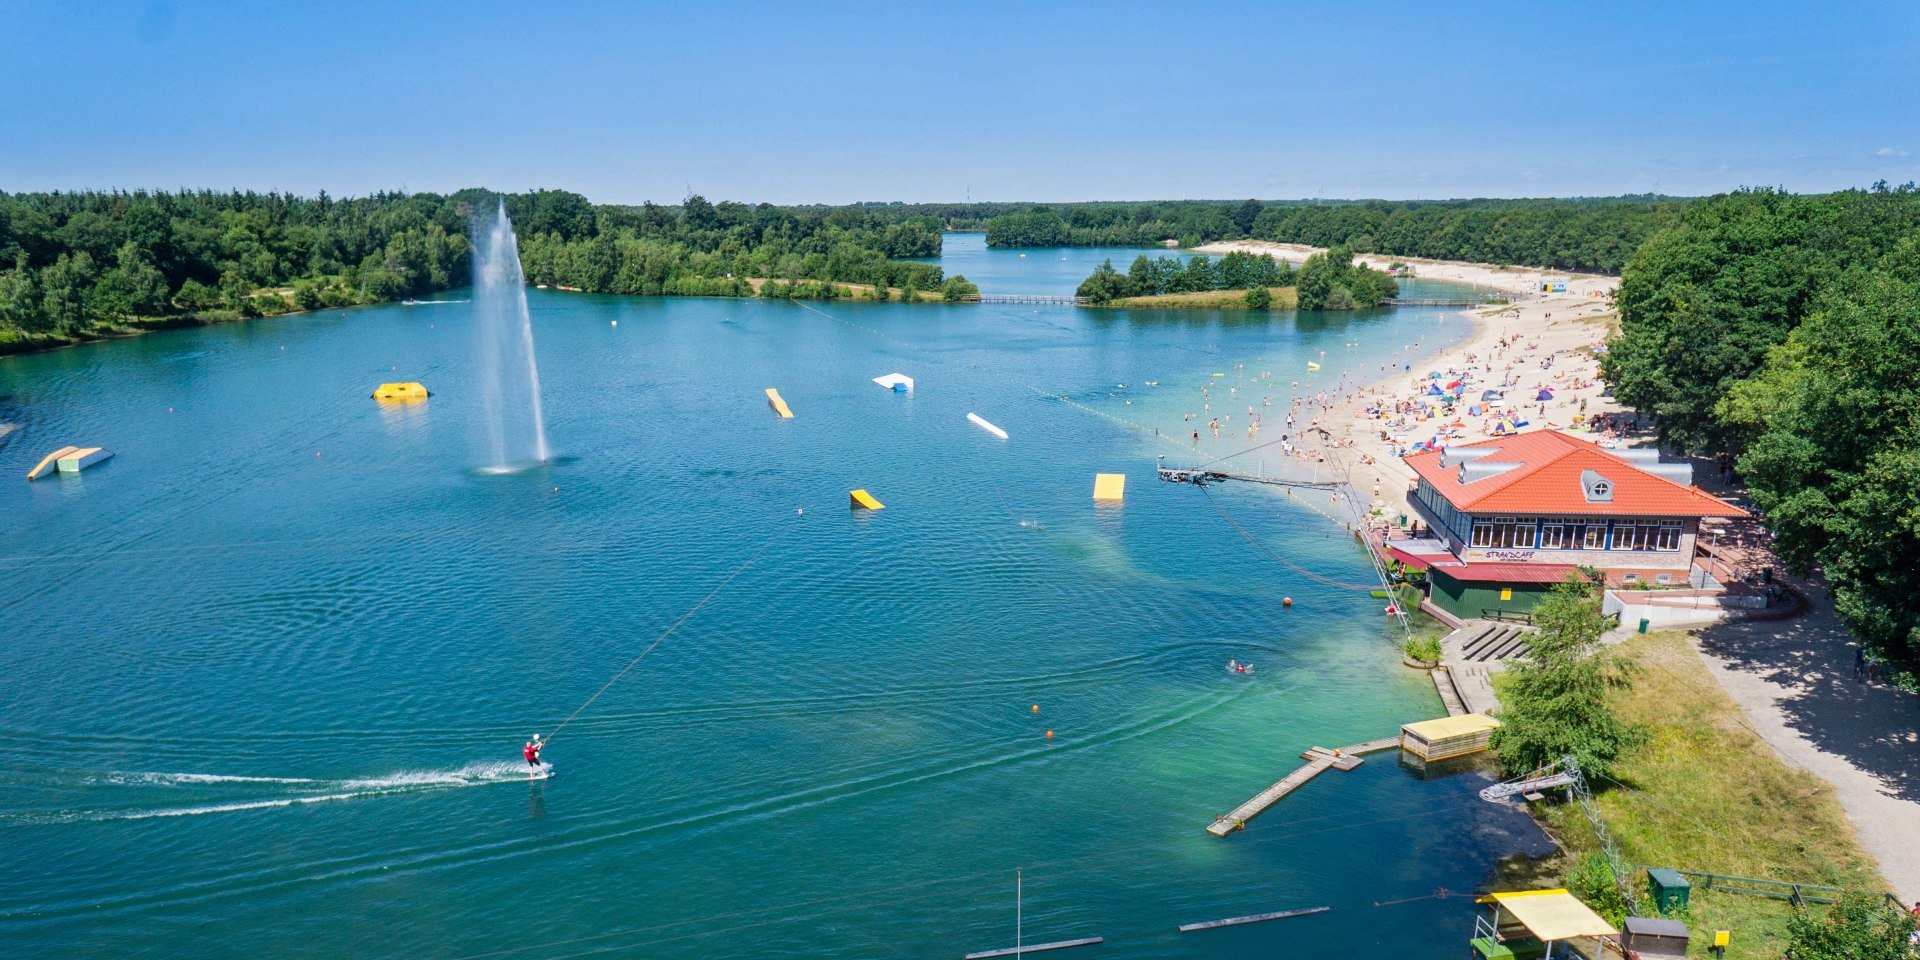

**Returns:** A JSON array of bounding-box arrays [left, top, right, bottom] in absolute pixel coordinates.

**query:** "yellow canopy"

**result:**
[[1478, 889, 1618, 941], [1402, 713, 1501, 741]]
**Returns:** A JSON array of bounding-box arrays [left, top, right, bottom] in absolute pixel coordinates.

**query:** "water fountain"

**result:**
[[473, 200, 550, 470]]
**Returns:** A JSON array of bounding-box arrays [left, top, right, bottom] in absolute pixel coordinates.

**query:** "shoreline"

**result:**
[[1191, 240, 1628, 508]]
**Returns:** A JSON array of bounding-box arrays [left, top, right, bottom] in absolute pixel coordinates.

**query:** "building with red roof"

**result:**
[[1399, 430, 1746, 619]]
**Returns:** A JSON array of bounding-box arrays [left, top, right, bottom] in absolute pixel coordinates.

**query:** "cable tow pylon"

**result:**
[[1480, 756, 1642, 917]]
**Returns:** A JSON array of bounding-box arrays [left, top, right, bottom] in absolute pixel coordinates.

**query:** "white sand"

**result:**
[[1194, 240, 1629, 510]]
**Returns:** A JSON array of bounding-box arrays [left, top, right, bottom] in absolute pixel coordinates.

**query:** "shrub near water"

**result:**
[[1491, 572, 1644, 779]]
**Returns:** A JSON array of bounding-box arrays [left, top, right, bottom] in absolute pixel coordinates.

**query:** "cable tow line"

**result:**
[[541, 536, 777, 745]]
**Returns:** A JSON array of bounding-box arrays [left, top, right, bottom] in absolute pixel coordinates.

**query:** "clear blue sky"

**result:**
[[2, 0, 1915, 204]]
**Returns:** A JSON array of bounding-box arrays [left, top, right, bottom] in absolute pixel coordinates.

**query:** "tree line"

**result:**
[[1601, 183, 1920, 666], [983, 196, 1683, 274], [0, 189, 966, 351], [1074, 246, 1395, 309]]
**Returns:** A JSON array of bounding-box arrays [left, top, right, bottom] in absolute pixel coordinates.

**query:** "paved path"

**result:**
[[1692, 591, 1920, 901]]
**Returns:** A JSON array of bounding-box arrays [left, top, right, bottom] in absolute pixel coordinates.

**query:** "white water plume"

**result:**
[[473, 200, 550, 468]]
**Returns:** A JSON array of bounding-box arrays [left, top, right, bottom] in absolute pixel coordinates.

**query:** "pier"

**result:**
[[964, 938, 1104, 958], [964, 293, 1089, 305], [1207, 736, 1402, 836]]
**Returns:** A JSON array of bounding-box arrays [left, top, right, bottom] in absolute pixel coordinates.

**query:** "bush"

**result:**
[[1565, 853, 1630, 927], [1784, 891, 1917, 960], [1403, 636, 1441, 664], [1244, 286, 1273, 309]]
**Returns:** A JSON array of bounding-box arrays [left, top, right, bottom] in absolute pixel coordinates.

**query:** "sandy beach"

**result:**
[[1193, 240, 1629, 514]]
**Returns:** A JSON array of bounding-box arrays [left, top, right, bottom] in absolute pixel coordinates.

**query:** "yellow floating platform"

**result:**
[[372, 382, 430, 402], [850, 489, 884, 510], [1092, 473, 1126, 501], [766, 388, 794, 419], [27, 445, 112, 480]]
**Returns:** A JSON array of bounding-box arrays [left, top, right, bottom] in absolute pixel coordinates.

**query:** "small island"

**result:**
[[1075, 245, 1397, 309]]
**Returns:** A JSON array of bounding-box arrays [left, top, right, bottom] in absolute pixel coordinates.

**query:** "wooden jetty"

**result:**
[[964, 294, 1089, 306], [1207, 737, 1401, 836], [964, 937, 1104, 959], [1431, 666, 1467, 717], [1177, 906, 1330, 932]]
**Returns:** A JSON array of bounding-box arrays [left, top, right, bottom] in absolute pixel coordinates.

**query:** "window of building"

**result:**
[[1655, 520, 1684, 551], [1583, 522, 1607, 550], [1540, 519, 1567, 549], [1471, 516, 1538, 549]]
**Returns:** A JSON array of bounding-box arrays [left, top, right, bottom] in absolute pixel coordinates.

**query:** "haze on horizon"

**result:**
[[2, 0, 1915, 204]]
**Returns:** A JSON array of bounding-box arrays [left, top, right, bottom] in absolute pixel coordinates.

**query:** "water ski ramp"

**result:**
[[967, 412, 1008, 439], [849, 489, 884, 510], [28, 446, 112, 480], [964, 938, 1103, 959], [765, 388, 794, 419], [1092, 473, 1125, 501]]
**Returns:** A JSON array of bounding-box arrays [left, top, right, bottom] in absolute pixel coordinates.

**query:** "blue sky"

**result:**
[[2, 0, 1915, 203]]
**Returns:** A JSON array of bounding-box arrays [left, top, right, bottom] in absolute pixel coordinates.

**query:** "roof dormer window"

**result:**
[[1581, 469, 1614, 503]]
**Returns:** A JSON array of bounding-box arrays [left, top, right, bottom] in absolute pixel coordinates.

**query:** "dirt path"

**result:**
[[1692, 592, 1920, 901]]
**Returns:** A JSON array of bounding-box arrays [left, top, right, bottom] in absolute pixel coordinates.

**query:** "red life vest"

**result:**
[[524, 743, 538, 761]]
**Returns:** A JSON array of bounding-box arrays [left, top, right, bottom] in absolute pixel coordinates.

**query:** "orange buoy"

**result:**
[[1385, 604, 1398, 615], [1283, 597, 1293, 608], [1045, 730, 1053, 739], [1031, 705, 1039, 715]]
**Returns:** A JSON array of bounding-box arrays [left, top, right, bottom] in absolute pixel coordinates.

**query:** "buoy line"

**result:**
[[1197, 485, 1380, 592]]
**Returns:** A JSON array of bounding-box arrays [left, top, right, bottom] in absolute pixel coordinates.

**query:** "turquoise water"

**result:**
[[0, 243, 1542, 960]]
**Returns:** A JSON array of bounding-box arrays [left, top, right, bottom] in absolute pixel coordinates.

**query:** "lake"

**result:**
[[0, 235, 1548, 960]]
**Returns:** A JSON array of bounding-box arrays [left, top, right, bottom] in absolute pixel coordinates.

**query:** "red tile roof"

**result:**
[[1429, 562, 1581, 584], [1383, 546, 1436, 571], [1406, 430, 1747, 518]]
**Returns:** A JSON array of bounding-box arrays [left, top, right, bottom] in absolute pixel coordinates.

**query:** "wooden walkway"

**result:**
[[965, 293, 1089, 305], [965, 938, 1103, 958], [1207, 737, 1402, 836], [1431, 667, 1467, 716]]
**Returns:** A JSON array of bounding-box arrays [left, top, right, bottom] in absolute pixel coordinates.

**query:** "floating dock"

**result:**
[[1177, 906, 1330, 932], [964, 938, 1103, 959], [27, 446, 112, 481], [1207, 737, 1401, 836], [765, 388, 794, 419], [1400, 713, 1501, 762]]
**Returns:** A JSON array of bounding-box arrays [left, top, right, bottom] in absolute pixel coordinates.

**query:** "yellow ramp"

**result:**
[[850, 489, 884, 510], [766, 388, 794, 419], [1092, 473, 1126, 501], [27, 446, 80, 481]]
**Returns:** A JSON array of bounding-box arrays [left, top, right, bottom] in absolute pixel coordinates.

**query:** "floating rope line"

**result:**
[[1198, 485, 1380, 592], [543, 534, 779, 744]]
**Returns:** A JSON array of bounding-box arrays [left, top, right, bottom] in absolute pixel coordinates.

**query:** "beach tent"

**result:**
[[1427, 384, 1444, 396], [1535, 388, 1554, 401], [1480, 389, 1503, 401], [1510, 416, 1530, 428], [1468, 405, 1483, 417]]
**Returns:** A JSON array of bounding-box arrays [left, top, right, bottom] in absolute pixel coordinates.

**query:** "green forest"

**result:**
[[983, 196, 1683, 274], [1601, 183, 1920, 664], [0, 189, 962, 352], [1075, 247, 1397, 309]]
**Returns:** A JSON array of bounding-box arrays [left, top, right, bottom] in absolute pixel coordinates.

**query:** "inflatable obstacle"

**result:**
[[850, 489, 884, 510], [372, 382, 430, 402], [1092, 473, 1125, 501], [872, 373, 913, 392], [766, 388, 794, 419]]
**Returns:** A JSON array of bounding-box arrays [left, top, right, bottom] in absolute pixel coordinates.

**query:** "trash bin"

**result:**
[[1646, 868, 1692, 913], [1638, 617, 1650, 634], [1761, 567, 1773, 584]]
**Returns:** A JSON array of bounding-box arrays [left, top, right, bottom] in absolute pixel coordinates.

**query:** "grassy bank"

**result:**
[[1506, 630, 1887, 959], [1102, 286, 1299, 310]]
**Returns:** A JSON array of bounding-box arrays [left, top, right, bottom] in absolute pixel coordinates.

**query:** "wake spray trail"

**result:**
[[48, 762, 548, 822]]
